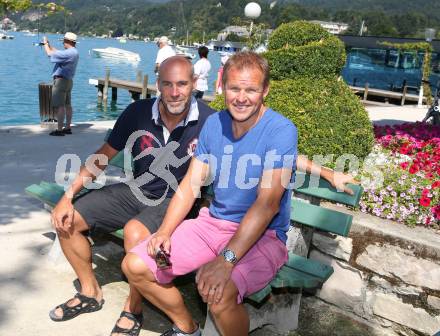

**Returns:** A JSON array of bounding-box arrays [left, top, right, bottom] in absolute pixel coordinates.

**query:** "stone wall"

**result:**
[[308, 204, 440, 336]]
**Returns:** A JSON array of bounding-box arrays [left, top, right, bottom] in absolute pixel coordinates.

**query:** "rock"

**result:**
[[372, 293, 440, 335], [394, 285, 423, 296], [311, 232, 353, 261], [371, 275, 392, 292], [356, 244, 440, 291], [427, 295, 440, 310], [310, 250, 366, 316]]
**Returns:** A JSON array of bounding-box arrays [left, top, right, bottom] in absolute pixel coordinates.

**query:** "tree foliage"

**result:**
[[212, 21, 374, 163], [16, 0, 440, 39]]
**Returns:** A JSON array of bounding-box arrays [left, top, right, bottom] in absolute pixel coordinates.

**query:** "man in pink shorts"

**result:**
[[122, 51, 299, 335]]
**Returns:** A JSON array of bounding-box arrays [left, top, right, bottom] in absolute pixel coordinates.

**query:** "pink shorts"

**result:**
[[130, 207, 288, 303]]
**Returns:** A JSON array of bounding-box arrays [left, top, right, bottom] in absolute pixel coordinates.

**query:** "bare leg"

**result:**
[[111, 220, 151, 335], [208, 281, 249, 336], [122, 253, 198, 333], [55, 106, 66, 131], [53, 210, 102, 318], [65, 105, 73, 129]]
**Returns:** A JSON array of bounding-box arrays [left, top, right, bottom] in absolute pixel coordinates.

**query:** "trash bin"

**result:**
[[39, 82, 56, 126]]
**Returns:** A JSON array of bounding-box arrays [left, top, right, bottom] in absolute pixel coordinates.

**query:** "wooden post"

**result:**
[[141, 75, 148, 99], [130, 91, 140, 102], [97, 84, 104, 104], [136, 70, 142, 82], [363, 82, 369, 101], [401, 85, 408, 106], [111, 87, 118, 102], [103, 68, 110, 102]]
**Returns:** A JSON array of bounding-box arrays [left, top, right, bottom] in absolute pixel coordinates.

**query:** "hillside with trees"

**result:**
[[11, 0, 440, 40]]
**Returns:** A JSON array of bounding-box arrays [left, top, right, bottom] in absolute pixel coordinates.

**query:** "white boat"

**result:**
[[174, 45, 196, 59], [0, 31, 14, 39], [90, 47, 141, 61]]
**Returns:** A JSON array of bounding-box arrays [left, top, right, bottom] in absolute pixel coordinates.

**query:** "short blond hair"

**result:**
[[222, 51, 270, 89]]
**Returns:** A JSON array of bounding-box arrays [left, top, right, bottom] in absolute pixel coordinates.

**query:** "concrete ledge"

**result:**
[[323, 203, 440, 259]]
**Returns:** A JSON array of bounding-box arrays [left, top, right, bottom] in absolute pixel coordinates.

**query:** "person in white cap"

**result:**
[[155, 36, 175, 75], [42, 32, 79, 136]]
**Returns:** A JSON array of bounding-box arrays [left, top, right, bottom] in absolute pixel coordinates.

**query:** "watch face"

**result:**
[[224, 250, 234, 261], [223, 249, 236, 263]]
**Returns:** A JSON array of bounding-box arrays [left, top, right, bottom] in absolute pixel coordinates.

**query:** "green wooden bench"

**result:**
[[25, 129, 363, 334], [26, 173, 362, 334]]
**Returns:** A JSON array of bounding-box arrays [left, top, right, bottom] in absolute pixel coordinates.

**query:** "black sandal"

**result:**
[[110, 311, 143, 336], [49, 293, 105, 322]]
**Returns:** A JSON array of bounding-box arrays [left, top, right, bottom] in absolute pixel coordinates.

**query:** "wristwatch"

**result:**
[[220, 248, 238, 265]]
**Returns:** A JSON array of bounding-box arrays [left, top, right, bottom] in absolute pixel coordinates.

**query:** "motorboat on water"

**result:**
[[0, 31, 14, 39], [174, 45, 196, 59], [90, 47, 141, 61]]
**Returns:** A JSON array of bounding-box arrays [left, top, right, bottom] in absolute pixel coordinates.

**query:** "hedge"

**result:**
[[210, 78, 374, 162], [263, 36, 346, 80], [268, 21, 332, 50]]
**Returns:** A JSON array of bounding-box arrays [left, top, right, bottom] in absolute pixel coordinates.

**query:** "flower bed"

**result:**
[[359, 122, 439, 227]]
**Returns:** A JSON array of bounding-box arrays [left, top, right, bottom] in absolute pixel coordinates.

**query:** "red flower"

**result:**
[[432, 206, 440, 219], [409, 165, 419, 174], [426, 173, 434, 180], [419, 197, 431, 207], [399, 146, 410, 155], [400, 162, 409, 170], [432, 181, 440, 189]]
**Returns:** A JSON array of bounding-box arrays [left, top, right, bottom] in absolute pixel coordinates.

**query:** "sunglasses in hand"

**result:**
[[155, 246, 171, 269]]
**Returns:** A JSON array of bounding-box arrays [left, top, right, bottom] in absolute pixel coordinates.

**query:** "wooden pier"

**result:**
[[349, 83, 426, 106], [89, 69, 214, 104]]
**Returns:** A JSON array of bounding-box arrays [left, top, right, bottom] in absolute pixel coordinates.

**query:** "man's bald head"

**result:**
[[158, 56, 194, 81]]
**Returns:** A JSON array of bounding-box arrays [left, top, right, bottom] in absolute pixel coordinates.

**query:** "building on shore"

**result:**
[[217, 26, 249, 41], [310, 20, 348, 35]]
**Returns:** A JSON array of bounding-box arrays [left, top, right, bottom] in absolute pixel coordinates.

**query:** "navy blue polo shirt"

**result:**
[[107, 97, 215, 198]]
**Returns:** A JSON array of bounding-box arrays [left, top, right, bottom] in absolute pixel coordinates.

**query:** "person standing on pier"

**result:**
[[42, 32, 79, 136], [154, 36, 176, 76], [193, 46, 211, 99]]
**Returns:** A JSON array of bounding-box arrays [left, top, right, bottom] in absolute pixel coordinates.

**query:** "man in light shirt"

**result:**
[[155, 36, 176, 75], [42, 32, 79, 136], [193, 46, 211, 99]]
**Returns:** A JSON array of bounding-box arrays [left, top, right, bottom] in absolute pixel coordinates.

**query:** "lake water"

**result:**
[[0, 32, 437, 126], [0, 32, 223, 126]]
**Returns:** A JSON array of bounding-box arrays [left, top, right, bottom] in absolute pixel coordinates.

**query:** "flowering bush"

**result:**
[[359, 122, 439, 227]]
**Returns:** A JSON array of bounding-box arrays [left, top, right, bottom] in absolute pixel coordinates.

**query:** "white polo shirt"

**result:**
[[155, 45, 176, 65], [194, 58, 211, 92]]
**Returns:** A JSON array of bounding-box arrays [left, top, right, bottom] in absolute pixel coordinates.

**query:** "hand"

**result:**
[[196, 256, 233, 304], [147, 232, 171, 258], [51, 197, 74, 232], [330, 171, 359, 195]]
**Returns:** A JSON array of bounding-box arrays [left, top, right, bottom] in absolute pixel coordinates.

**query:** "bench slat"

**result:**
[[285, 252, 333, 280], [271, 266, 322, 289], [25, 184, 63, 207], [291, 199, 352, 236], [293, 172, 363, 207], [111, 229, 124, 240]]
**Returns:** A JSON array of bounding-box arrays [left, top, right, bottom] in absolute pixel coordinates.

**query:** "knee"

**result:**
[[122, 253, 154, 283], [57, 211, 89, 238], [208, 297, 235, 317], [124, 220, 150, 250]]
